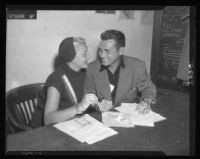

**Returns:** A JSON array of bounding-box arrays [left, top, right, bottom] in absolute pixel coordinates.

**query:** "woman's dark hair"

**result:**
[[53, 54, 65, 70], [54, 37, 87, 70]]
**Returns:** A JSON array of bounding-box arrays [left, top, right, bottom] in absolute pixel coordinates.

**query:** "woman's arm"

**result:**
[[44, 87, 79, 125], [44, 87, 98, 125]]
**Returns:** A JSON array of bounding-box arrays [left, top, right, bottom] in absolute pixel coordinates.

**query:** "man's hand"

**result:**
[[98, 99, 113, 112], [76, 94, 98, 113], [135, 98, 152, 114]]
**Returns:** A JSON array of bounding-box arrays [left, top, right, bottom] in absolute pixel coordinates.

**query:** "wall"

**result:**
[[6, 10, 154, 91]]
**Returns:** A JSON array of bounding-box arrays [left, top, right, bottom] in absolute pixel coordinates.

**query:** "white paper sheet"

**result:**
[[53, 114, 118, 144], [102, 111, 135, 127], [115, 103, 166, 127]]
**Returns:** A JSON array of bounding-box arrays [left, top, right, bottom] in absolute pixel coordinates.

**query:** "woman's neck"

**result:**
[[67, 62, 80, 72]]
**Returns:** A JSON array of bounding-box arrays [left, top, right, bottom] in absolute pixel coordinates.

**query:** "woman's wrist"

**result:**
[[75, 104, 83, 114]]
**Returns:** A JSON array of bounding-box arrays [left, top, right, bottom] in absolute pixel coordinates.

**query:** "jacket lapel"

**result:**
[[96, 70, 112, 101], [114, 66, 130, 105]]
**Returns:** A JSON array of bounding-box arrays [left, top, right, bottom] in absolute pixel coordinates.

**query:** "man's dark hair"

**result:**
[[100, 29, 126, 49]]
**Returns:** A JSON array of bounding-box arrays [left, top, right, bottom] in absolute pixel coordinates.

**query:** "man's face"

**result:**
[[98, 39, 120, 66], [72, 43, 88, 69]]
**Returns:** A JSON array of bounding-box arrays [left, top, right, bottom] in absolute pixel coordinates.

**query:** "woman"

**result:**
[[31, 37, 98, 127]]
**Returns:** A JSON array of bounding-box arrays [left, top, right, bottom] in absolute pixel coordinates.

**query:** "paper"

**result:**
[[102, 111, 135, 127], [114, 103, 166, 127], [53, 114, 118, 144], [115, 103, 138, 112]]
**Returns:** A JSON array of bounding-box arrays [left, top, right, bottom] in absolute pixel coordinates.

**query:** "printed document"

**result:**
[[114, 103, 155, 126], [53, 114, 118, 144], [111, 103, 166, 127], [102, 111, 135, 127]]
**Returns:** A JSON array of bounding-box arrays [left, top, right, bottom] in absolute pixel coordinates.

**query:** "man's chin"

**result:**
[[101, 61, 109, 66]]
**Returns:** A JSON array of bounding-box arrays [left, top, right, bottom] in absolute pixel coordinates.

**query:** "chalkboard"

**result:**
[[157, 6, 189, 93]]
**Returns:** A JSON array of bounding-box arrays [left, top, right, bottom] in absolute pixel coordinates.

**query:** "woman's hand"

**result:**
[[76, 94, 98, 113], [98, 99, 113, 112]]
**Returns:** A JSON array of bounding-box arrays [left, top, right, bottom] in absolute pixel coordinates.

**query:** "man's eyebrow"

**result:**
[[99, 48, 110, 51], [105, 48, 111, 51]]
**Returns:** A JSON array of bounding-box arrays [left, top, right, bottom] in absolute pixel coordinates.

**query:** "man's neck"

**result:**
[[108, 58, 120, 74]]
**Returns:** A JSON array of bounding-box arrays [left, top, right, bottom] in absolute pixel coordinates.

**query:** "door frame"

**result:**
[[150, 10, 162, 85], [150, 10, 189, 96]]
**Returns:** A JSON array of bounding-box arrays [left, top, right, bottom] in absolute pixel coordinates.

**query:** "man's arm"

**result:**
[[137, 61, 157, 104]]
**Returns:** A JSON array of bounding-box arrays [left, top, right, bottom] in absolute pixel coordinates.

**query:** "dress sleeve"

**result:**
[[83, 66, 97, 96], [45, 72, 63, 95]]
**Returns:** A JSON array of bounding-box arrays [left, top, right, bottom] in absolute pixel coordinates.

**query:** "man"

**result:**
[[83, 29, 156, 114]]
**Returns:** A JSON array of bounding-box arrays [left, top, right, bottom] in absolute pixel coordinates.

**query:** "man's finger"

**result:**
[[136, 104, 141, 110], [144, 107, 151, 114], [141, 107, 147, 114], [101, 102, 112, 107], [138, 107, 143, 114], [137, 106, 141, 113], [100, 104, 111, 111], [138, 105, 146, 114], [141, 105, 151, 114]]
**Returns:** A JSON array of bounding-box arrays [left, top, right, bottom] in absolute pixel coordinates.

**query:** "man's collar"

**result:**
[[99, 55, 125, 72]]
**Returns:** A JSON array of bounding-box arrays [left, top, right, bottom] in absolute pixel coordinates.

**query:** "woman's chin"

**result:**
[[81, 64, 88, 69]]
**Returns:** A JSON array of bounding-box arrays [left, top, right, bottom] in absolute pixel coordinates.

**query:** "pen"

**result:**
[[95, 93, 104, 113], [98, 93, 104, 102], [94, 102, 102, 113]]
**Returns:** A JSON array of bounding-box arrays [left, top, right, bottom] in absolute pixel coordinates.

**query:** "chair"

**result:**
[[6, 83, 44, 134]]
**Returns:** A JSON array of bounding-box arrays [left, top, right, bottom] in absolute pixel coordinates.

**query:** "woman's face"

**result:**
[[72, 43, 88, 69]]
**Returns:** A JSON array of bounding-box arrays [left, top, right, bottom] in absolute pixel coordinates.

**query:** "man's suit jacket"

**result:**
[[83, 55, 157, 106]]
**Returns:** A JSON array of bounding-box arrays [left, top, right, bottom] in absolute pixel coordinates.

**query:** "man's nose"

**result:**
[[100, 51, 106, 58]]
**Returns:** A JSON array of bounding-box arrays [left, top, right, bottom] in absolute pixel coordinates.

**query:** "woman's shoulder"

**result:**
[[44, 68, 66, 95], [45, 69, 64, 85]]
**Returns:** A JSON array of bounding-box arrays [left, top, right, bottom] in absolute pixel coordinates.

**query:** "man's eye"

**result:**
[[98, 50, 103, 54], [107, 50, 112, 54], [104, 50, 110, 54]]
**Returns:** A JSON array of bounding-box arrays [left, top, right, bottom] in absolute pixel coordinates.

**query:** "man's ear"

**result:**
[[119, 47, 125, 55]]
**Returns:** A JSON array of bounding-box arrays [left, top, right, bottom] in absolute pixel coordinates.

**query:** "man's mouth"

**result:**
[[101, 59, 106, 62]]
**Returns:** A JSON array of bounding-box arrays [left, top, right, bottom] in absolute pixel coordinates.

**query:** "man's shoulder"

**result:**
[[87, 60, 100, 72], [88, 60, 99, 66], [123, 55, 145, 66]]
